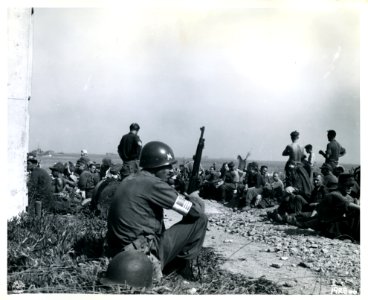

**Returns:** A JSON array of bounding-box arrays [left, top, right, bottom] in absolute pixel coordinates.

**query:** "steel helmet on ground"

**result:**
[[101, 250, 154, 288], [139, 141, 177, 169]]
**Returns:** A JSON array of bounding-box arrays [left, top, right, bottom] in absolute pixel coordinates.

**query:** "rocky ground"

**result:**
[[165, 198, 360, 295]]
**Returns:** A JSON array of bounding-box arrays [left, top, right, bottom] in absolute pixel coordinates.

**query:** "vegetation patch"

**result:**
[[8, 210, 283, 294]]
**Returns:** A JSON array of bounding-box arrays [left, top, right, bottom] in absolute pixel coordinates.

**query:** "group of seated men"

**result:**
[[26, 149, 360, 242], [169, 159, 360, 242], [184, 161, 285, 211], [26, 149, 123, 215]]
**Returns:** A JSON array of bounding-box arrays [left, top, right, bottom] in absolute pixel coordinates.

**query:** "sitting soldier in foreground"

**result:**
[[104, 141, 208, 286]]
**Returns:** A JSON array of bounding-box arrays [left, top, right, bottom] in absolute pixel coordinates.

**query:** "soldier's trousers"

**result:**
[[157, 212, 208, 269], [220, 183, 236, 202]]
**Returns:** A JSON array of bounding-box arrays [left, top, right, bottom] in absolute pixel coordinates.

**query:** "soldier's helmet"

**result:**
[[139, 141, 177, 169], [101, 250, 153, 288]]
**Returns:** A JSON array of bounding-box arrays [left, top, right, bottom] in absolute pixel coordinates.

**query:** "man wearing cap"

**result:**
[[319, 130, 346, 170], [27, 154, 53, 214], [106, 141, 207, 281], [117, 123, 143, 179], [320, 163, 338, 191]]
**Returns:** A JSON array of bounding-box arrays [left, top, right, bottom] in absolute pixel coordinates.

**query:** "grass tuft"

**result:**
[[8, 211, 283, 294]]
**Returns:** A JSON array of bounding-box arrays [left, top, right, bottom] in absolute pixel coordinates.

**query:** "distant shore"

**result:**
[[36, 152, 359, 174]]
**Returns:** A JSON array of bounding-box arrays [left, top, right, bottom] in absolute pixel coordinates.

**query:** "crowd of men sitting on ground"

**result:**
[[26, 128, 360, 244]]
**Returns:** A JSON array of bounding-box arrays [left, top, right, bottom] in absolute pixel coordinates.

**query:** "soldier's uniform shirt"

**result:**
[[309, 185, 328, 204], [317, 191, 352, 223], [117, 132, 142, 162], [106, 171, 184, 253], [245, 172, 265, 188], [323, 173, 338, 191], [91, 178, 121, 219], [27, 167, 53, 211], [270, 178, 284, 191], [78, 170, 96, 198]]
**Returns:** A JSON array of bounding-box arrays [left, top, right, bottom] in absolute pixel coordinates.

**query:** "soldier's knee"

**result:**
[[197, 212, 208, 227]]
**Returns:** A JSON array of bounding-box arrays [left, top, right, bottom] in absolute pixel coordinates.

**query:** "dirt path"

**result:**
[[164, 197, 359, 295]]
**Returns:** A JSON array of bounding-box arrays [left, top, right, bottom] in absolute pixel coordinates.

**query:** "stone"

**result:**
[[271, 263, 282, 268], [298, 262, 311, 268], [282, 282, 295, 287]]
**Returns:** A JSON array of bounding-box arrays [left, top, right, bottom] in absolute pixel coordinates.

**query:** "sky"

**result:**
[[28, 3, 361, 164]]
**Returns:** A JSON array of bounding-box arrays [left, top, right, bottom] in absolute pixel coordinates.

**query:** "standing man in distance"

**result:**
[[282, 130, 304, 177], [319, 130, 346, 171], [117, 123, 143, 179], [27, 154, 53, 214], [76, 149, 90, 167], [282, 130, 312, 198]]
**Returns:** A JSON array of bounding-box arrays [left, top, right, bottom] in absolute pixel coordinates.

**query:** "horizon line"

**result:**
[[38, 152, 360, 166]]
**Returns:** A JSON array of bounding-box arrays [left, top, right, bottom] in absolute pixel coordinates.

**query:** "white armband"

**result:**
[[172, 195, 192, 215]]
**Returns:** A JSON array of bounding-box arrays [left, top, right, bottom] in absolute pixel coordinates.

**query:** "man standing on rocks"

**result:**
[[319, 130, 346, 171], [117, 123, 142, 179]]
